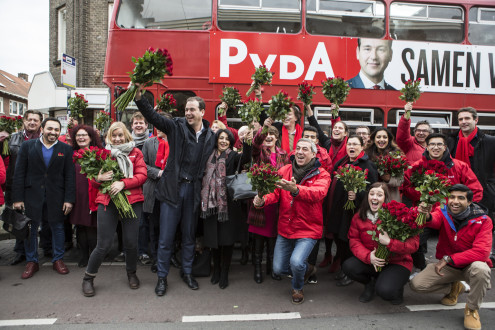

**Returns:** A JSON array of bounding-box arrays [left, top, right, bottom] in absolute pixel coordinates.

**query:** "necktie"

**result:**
[[373, 85, 381, 90]]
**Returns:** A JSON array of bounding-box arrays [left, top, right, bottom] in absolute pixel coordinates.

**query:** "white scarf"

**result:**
[[106, 141, 135, 178], [367, 210, 379, 224]]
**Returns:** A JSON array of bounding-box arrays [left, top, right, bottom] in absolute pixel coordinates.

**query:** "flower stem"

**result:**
[[375, 243, 390, 272]]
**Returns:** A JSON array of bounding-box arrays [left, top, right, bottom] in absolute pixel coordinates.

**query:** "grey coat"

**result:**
[[142, 137, 162, 213]]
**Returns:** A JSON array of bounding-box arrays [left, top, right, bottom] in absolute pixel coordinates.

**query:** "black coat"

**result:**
[[202, 144, 252, 248], [326, 153, 378, 241], [136, 98, 215, 211], [12, 139, 75, 223], [448, 129, 495, 212]]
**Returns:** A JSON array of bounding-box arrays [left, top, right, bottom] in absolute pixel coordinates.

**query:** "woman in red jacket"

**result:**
[[82, 122, 147, 297], [342, 182, 419, 305]]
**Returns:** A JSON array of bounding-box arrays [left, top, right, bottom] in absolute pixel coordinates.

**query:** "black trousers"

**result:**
[[343, 256, 410, 302]]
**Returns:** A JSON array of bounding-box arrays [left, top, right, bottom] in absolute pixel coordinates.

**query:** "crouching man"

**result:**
[[411, 184, 492, 330], [253, 138, 331, 304]]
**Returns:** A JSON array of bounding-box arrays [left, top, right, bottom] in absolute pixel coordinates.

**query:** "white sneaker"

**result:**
[[409, 271, 419, 281], [460, 280, 471, 292]]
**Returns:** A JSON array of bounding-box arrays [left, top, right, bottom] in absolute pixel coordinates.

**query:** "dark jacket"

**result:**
[[4, 131, 26, 204], [12, 139, 76, 223], [135, 98, 215, 210], [346, 75, 396, 90], [326, 153, 378, 241], [448, 129, 495, 211]]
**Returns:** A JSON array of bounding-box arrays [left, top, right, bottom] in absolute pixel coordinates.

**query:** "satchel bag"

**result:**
[[226, 151, 257, 201], [1, 206, 31, 240]]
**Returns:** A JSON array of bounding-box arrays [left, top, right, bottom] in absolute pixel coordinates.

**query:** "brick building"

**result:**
[[49, 0, 114, 88], [0, 70, 30, 117]]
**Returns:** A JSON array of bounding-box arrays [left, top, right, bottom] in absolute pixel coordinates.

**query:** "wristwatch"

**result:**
[[443, 255, 451, 263]]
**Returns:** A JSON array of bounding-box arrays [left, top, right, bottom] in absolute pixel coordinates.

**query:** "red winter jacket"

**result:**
[[92, 148, 147, 205], [402, 153, 483, 205], [263, 160, 331, 240], [288, 145, 333, 174], [428, 205, 493, 268], [396, 116, 426, 165], [348, 213, 419, 271]]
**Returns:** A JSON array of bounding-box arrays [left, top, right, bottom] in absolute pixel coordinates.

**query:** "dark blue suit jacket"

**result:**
[[12, 139, 75, 223], [347, 75, 396, 90]]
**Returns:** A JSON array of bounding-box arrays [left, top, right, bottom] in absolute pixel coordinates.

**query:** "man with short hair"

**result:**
[[412, 184, 492, 330], [289, 125, 332, 173], [134, 85, 215, 296], [1, 110, 43, 265], [355, 126, 371, 147], [253, 138, 331, 304], [131, 112, 149, 150], [396, 102, 432, 165], [347, 38, 395, 90], [12, 118, 75, 279]]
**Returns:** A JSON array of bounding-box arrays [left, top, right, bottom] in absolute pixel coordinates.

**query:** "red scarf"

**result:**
[[155, 137, 169, 170], [330, 136, 348, 164], [281, 124, 302, 154], [455, 127, 477, 167]]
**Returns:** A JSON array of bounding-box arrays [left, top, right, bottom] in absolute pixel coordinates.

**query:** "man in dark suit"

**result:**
[[347, 38, 395, 90], [13, 117, 76, 279]]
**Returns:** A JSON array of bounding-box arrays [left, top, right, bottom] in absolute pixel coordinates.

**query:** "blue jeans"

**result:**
[[273, 235, 316, 290], [157, 182, 197, 278], [24, 204, 65, 263]]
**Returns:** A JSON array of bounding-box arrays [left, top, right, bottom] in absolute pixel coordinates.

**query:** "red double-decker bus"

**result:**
[[104, 0, 495, 135]]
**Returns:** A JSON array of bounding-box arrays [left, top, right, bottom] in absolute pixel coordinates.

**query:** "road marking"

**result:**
[[182, 312, 301, 323], [0, 319, 57, 326], [407, 302, 495, 312]]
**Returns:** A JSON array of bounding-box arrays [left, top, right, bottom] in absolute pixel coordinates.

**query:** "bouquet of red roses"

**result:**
[[410, 160, 452, 225], [68, 92, 88, 120], [367, 201, 423, 271], [156, 93, 177, 113], [219, 86, 241, 115], [73, 147, 136, 219], [239, 97, 263, 131], [297, 81, 316, 106], [321, 77, 351, 118], [266, 90, 294, 122], [374, 150, 409, 178], [113, 47, 173, 112], [94, 111, 113, 132], [246, 65, 274, 96], [334, 164, 369, 210], [399, 78, 421, 103], [247, 163, 282, 197], [0, 115, 23, 155]]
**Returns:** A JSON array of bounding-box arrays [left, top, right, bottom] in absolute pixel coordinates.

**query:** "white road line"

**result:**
[[182, 312, 301, 323], [407, 302, 495, 312], [0, 319, 57, 327]]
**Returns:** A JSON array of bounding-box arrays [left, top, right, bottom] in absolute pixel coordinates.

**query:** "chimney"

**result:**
[[18, 73, 29, 82]]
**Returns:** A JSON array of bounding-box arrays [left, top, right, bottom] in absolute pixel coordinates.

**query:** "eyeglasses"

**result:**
[[415, 129, 430, 133], [76, 134, 89, 138], [356, 132, 369, 136], [428, 143, 445, 148]]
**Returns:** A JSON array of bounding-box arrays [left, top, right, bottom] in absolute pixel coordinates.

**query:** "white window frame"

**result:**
[[390, 3, 464, 23], [0, 97, 3, 113], [58, 6, 67, 61], [394, 110, 452, 129], [311, 0, 384, 18], [9, 100, 17, 115], [313, 106, 375, 127]]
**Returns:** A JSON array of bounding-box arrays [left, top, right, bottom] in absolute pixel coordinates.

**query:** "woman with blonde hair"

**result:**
[[82, 122, 147, 297]]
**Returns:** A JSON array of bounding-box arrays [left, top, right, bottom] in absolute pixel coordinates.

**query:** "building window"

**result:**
[[0, 97, 3, 113], [8, 101, 26, 116], [10, 100, 18, 115], [58, 6, 67, 60], [18, 103, 25, 116]]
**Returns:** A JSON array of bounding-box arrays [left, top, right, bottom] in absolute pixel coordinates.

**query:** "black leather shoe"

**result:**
[[336, 274, 353, 287], [155, 277, 167, 296], [181, 273, 199, 290], [359, 278, 376, 303], [10, 254, 26, 266]]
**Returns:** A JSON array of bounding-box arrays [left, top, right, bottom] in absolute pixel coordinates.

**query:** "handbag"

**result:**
[[192, 248, 211, 277], [226, 151, 257, 200], [1, 206, 32, 240]]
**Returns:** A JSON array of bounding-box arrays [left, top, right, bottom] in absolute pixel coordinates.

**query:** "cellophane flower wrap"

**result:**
[[113, 47, 173, 112], [246, 65, 274, 96], [156, 93, 177, 113], [410, 160, 452, 225], [68, 92, 88, 120], [297, 81, 315, 106], [73, 147, 136, 219], [247, 163, 282, 197], [367, 201, 423, 272], [374, 150, 409, 178], [334, 164, 369, 211], [0, 115, 23, 155], [219, 86, 241, 115], [399, 78, 421, 103], [321, 77, 351, 118], [94, 111, 113, 133]]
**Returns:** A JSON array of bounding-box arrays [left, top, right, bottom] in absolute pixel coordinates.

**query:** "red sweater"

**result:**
[[348, 213, 419, 271], [92, 148, 148, 205]]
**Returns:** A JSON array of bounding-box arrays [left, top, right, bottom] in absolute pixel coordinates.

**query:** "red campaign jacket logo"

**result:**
[[58, 153, 64, 156]]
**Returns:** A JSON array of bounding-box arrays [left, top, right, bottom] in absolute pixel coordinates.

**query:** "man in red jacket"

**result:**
[[253, 138, 331, 304], [411, 184, 492, 330]]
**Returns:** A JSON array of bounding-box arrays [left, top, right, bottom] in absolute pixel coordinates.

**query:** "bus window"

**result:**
[[116, 0, 212, 30], [217, 0, 301, 33], [469, 7, 495, 46], [118, 90, 155, 128], [306, 0, 385, 38], [390, 3, 464, 43]]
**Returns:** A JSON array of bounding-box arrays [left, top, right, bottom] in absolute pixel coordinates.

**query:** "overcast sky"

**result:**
[[0, 0, 49, 82]]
